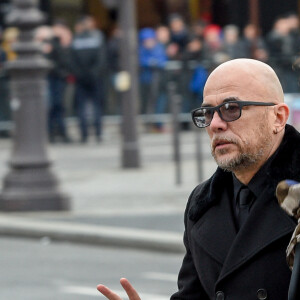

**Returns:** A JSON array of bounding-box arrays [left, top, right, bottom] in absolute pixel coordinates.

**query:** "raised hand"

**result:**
[[97, 278, 141, 300]]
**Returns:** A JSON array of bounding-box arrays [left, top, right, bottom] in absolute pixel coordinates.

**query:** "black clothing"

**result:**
[[236, 186, 253, 228], [266, 30, 300, 93], [71, 30, 106, 85], [71, 29, 106, 141], [48, 37, 72, 79], [171, 124, 299, 300], [46, 37, 72, 142]]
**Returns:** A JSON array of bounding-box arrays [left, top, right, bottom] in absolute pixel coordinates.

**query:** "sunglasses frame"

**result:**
[[191, 100, 276, 128]]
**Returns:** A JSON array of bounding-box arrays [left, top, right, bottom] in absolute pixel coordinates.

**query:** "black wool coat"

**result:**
[[171, 124, 300, 300]]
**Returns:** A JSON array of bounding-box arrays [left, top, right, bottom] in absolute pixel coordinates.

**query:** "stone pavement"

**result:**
[[0, 123, 217, 252]]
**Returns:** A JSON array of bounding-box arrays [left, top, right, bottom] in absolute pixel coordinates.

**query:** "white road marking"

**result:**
[[143, 272, 178, 282], [61, 285, 169, 300]]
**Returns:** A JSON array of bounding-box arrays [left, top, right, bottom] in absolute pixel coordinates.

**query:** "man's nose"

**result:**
[[209, 110, 228, 131]]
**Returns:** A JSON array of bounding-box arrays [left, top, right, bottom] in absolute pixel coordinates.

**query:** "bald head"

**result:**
[[202, 59, 289, 184], [204, 59, 284, 104]]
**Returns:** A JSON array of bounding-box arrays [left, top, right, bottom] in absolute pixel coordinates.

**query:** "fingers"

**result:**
[[120, 278, 141, 300], [97, 284, 123, 300], [97, 278, 141, 300]]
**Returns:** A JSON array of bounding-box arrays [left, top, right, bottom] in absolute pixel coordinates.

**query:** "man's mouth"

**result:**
[[215, 141, 231, 149], [212, 138, 235, 151]]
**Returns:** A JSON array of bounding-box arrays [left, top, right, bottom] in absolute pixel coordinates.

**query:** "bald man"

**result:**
[[98, 59, 298, 300]]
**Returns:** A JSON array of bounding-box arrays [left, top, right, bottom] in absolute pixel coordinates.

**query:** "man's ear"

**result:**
[[274, 103, 289, 133]]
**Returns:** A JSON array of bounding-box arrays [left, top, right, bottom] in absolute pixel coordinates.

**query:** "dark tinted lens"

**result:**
[[220, 102, 241, 121], [193, 108, 214, 127]]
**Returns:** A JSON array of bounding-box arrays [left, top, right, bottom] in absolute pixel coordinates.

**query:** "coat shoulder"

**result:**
[[186, 177, 215, 222]]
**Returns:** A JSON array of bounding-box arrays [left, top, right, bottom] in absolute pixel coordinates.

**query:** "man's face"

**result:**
[[203, 69, 275, 173]]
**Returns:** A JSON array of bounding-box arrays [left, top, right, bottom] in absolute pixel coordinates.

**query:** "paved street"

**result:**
[[0, 236, 183, 300]]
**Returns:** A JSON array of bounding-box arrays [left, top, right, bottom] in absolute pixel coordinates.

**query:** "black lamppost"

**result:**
[[0, 0, 69, 211], [118, 0, 141, 168]]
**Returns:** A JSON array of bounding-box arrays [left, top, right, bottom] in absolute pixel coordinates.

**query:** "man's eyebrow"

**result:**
[[201, 97, 240, 107], [223, 97, 240, 102]]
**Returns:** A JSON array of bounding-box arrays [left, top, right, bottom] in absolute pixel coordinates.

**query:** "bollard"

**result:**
[[169, 82, 182, 185]]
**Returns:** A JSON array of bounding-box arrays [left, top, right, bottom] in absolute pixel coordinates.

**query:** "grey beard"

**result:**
[[212, 148, 265, 172]]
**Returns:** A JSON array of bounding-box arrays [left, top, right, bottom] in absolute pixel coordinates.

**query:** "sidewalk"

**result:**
[[0, 125, 217, 252]]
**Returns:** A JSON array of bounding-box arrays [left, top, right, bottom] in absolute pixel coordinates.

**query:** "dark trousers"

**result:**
[[75, 80, 102, 141], [48, 76, 68, 139]]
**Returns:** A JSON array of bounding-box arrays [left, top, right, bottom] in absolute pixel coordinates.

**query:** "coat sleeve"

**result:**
[[170, 189, 210, 300]]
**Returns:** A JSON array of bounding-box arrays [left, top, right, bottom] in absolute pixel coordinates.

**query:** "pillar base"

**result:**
[[0, 166, 70, 212]]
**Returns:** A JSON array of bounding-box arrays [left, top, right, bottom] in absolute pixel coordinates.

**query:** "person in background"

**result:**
[[240, 23, 269, 62], [0, 27, 10, 138], [106, 25, 121, 115], [168, 15, 193, 130], [189, 20, 206, 43], [46, 19, 73, 143], [1, 27, 19, 62], [138, 27, 168, 132], [202, 24, 225, 72], [184, 35, 207, 108], [222, 24, 245, 60], [266, 15, 300, 93], [168, 14, 190, 60], [285, 12, 300, 75], [155, 25, 171, 51], [71, 15, 106, 143], [0, 27, 6, 64]]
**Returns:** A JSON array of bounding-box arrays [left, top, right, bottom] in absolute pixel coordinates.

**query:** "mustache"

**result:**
[[211, 135, 238, 150]]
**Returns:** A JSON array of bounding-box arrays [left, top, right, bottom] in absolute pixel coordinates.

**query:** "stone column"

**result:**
[[0, 0, 70, 211]]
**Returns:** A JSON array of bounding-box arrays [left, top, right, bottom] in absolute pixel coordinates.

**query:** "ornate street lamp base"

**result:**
[[0, 168, 70, 211]]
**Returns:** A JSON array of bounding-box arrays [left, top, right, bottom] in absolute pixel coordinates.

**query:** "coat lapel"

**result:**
[[217, 184, 296, 283], [191, 182, 237, 265]]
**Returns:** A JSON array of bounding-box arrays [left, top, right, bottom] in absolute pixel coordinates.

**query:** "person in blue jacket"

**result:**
[[138, 28, 168, 131]]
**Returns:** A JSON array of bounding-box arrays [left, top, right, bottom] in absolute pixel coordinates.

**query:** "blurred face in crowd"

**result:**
[[274, 18, 290, 35], [204, 28, 222, 49], [170, 18, 185, 33], [84, 16, 98, 31], [156, 26, 170, 45], [224, 25, 239, 44], [287, 14, 300, 31], [187, 38, 202, 53], [35, 26, 53, 43], [53, 24, 72, 47], [192, 22, 205, 38], [3, 27, 19, 44], [243, 24, 258, 40], [203, 59, 288, 183], [74, 22, 84, 34], [143, 38, 157, 49], [166, 43, 179, 58], [34, 26, 53, 54]]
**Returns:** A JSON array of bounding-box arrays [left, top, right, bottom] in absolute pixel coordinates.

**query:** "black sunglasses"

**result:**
[[191, 100, 276, 128]]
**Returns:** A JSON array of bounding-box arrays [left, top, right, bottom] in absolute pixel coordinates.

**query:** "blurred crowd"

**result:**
[[1, 12, 300, 141]]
